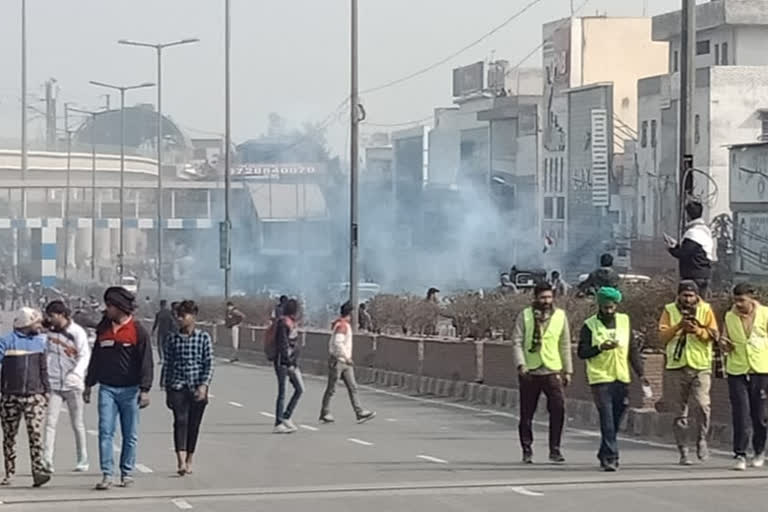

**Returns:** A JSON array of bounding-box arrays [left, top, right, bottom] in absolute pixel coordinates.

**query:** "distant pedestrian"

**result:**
[[578, 254, 620, 296], [274, 295, 288, 319], [152, 300, 176, 366], [225, 302, 245, 363], [578, 287, 648, 472], [0, 307, 51, 487], [512, 282, 571, 464], [163, 300, 213, 476], [666, 201, 714, 296], [320, 302, 375, 425], [720, 283, 768, 471], [549, 270, 568, 298], [10, 285, 20, 311], [658, 280, 717, 465], [85, 287, 153, 490], [273, 299, 303, 434], [42, 300, 90, 474], [426, 287, 440, 304], [499, 273, 518, 294], [358, 302, 373, 332]]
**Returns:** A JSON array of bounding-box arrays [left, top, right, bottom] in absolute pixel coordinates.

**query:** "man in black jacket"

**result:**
[[273, 299, 303, 434], [84, 287, 153, 490], [667, 201, 714, 296]]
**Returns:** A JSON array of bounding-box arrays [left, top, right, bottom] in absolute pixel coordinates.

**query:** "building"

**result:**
[[637, 0, 768, 245], [541, 15, 668, 270]]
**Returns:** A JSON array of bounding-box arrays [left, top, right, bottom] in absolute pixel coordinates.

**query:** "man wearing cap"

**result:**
[[0, 307, 51, 487], [658, 280, 717, 465], [578, 287, 648, 472], [85, 287, 153, 490]]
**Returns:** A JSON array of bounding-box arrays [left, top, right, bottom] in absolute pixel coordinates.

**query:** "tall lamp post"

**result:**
[[88, 80, 155, 282], [223, 0, 232, 302], [349, 0, 360, 329], [117, 37, 199, 299], [68, 106, 106, 281]]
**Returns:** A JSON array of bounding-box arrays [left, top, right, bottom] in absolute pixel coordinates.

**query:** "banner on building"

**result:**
[[452, 62, 484, 98], [591, 109, 609, 207]]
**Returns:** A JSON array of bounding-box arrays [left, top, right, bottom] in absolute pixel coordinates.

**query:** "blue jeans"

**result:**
[[591, 381, 628, 464], [274, 363, 304, 426], [98, 385, 139, 478]]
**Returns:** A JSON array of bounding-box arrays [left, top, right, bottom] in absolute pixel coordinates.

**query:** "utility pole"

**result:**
[[223, 0, 232, 302], [20, 0, 27, 178], [679, 0, 696, 237], [45, 79, 57, 150], [63, 103, 72, 281], [349, 0, 360, 330]]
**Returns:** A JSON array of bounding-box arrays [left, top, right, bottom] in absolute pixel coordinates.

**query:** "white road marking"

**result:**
[[511, 486, 543, 497], [347, 438, 374, 446], [300, 424, 319, 431], [208, 393, 215, 399], [136, 464, 153, 473], [171, 498, 193, 510], [385, 418, 398, 422], [227, 401, 244, 408], [86, 429, 97, 436], [259, 411, 276, 418], [417, 454, 449, 464]]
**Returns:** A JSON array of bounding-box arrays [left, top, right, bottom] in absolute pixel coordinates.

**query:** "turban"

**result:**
[[104, 286, 136, 314], [596, 287, 622, 305]]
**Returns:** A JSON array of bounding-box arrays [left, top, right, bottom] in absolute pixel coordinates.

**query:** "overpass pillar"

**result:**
[[75, 226, 91, 270], [30, 227, 56, 288], [94, 228, 111, 268]]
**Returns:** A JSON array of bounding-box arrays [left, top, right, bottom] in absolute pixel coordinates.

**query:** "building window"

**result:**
[[641, 121, 648, 148], [673, 50, 679, 72], [722, 42, 729, 65], [651, 119, 657, 148], [544, 197, 554, 219], [715, 44, 720, 65], [696, 40, 711, 55], [695, 114, 701, 144], [641, 195, 647, 224], [556, 197, 565, 220]]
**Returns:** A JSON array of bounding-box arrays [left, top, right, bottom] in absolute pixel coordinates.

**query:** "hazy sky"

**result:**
[[0, 0, 693, 155]]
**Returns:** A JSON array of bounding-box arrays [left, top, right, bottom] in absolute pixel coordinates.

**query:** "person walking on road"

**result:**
[[512, 282, 572, 464], [163, 300, 213, 476], [578, 287, 648, 472], [0, 308, 51, 487], [152, 300, 176, 366], [658, 280, 717, 465], [273, 299, 304, 434], [720, 283, 768, 471], [42, 300, 91, 474], [225, 301, 245, 363], [85, 287, 153, 490], [320, 302, 376, 425]]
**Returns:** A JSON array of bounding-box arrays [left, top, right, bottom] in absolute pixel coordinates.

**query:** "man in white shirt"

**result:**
[[319, 302, 376, 424], [42, 300, 90, 473]]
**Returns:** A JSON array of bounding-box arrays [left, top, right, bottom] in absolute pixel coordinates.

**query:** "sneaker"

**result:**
[[522, 452, 533, 464], [282, 419, 298, 432], [74, 462, 89, 472], [603, 461, 618, 472], [94, 476, 113, 490], [319, 414, 335, 424], [752, 453, 765, 468], [32, 472, 51, 488], [273, 423, 291, 434], [733, 456, 747, 471], [43, 461, 55, 474], [549, 451, 566, 464], [120, 476, 134, 488], [356, 410, 376, 424], [679, 453, 694, 466], [697, 440, 710, 462]]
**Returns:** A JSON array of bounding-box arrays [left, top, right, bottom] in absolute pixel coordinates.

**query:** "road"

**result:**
[[0, 354, 765, 511]]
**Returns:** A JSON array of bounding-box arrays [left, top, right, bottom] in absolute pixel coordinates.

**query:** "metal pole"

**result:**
[[156, 46, 164, 300], [678, 0, 696, 238], [90, 112, 96, 280], [349, 0, 360, 330], [224, 0, 232, 301], [21, 0, 27, 177], [119, 88, 125, 281], [64, 105, 72, 281]]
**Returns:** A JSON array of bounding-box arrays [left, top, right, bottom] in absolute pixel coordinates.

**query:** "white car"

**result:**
[[120, 276, 139, 294]]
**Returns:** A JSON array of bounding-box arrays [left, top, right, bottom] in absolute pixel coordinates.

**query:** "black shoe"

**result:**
[[356, 410, 376, 424], [120, 476, 134, 488], [603, 460, 618, 472], [522, 452, 533, 464], [32, 472, 51, 488], [549, 451, 566, 464]]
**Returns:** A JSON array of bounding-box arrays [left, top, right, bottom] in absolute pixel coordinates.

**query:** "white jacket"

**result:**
[[328, 318, 353, 362], [46, 321, 91, 392]]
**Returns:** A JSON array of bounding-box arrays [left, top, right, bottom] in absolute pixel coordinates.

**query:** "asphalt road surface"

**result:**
[[0, 354, 766, 511]]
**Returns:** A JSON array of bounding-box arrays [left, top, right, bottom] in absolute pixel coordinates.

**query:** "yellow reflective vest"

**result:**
[[584, 313, 631, 385], [664, 301, 713, 371], [522, 307, 566, 371], [725, 305, 768, 376]]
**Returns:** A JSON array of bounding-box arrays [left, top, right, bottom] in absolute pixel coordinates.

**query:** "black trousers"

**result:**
[[518, 374, 565, 455], [166, 389, 207, 454], [728, 374, 768, 458]]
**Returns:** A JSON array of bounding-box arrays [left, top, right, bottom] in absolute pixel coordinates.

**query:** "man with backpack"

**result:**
[[271, 299, 304, 434], [320, 302, 376, 424]]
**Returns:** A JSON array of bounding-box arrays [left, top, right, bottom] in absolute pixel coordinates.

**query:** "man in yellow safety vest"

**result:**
[[578, 287, 648, 472], [720, 283, 768, 471], [658, 280, 717, 465], [511, 281, 572, 464]]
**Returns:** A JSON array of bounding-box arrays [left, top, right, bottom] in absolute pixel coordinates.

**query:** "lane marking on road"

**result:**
[[417, 454, 449, 464], [385, 418, 398, 422], [136, 464, 153, 473], [86, 429, 97, 436], [227, 401, 244, 408], [300, 424, 319, 431], [511, 486, 543, 497], [347, 438, 374, 446], [259, 411, 276, 418], [171, 498, 193, 509]]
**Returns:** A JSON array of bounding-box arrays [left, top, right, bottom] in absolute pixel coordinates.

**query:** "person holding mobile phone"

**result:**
[[578, 287, 648, 472]]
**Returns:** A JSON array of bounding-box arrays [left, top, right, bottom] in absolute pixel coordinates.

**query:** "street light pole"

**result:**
[[89, 80, 155, 282], [349, 0, 360, 330], [117, 37, 199, 299], [224, 0, 232, 302], [63, 103, 72, 281], [19, 0, 27, 282]]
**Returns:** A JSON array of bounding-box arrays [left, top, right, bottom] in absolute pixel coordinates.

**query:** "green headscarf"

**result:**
[[596, 286, 622, 305]]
